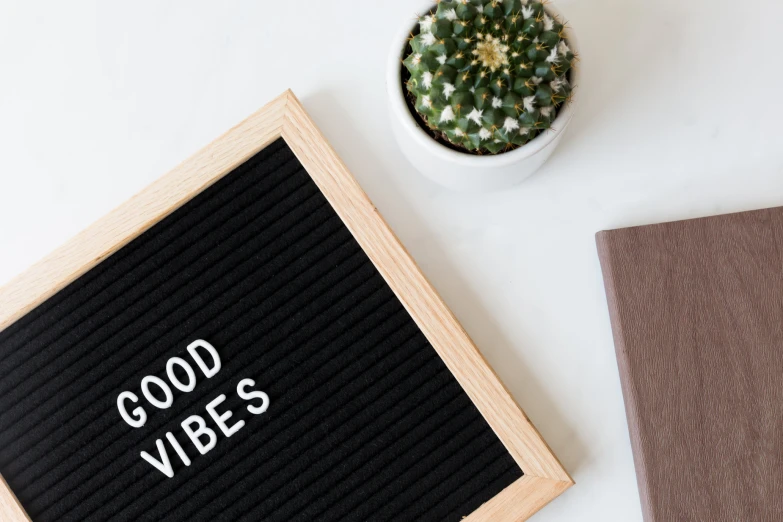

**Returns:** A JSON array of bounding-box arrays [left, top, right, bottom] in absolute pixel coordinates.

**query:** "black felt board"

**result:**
[[0, 139, 522, 521]]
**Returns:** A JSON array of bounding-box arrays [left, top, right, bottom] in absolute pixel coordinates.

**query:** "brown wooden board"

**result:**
[[0, 91, 571, 521], [597, 207, 783, 521]]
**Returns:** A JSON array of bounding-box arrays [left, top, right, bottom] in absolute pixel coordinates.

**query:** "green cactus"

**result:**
[[403, 0, 575, 154]]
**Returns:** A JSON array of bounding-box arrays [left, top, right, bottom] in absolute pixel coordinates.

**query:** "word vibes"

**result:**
[[116, 339, 269, 478]]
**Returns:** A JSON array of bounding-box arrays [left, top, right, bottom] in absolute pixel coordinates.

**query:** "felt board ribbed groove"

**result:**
[[0, 138, 522, 521]]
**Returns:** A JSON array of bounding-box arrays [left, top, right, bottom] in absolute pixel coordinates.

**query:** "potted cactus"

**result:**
[[387, 0, 578, 191]]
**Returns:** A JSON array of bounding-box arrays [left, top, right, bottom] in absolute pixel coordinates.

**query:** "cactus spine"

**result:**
[[403, 0, 575, 154]]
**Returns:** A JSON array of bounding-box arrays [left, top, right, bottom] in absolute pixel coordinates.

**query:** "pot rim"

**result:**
[[386, 1, 579, 167]]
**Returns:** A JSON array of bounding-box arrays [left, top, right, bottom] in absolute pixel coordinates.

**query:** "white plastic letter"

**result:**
[[187, 339, 221, 378], [206, 394, 245, 437], [140, 439, 174, 478], [117, 391, 147, 428], [181, 414, 217, 455], [166, 357, 197, 392], [141, 375, 174, 409], [237, 378, 270, 415], [166, 432, 191, 466]]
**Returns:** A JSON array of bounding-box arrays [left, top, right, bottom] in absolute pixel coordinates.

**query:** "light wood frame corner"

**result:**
[[0, 89, 573, 521]]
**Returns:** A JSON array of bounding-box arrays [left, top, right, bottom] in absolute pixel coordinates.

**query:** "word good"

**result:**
[[116, 340, 223, 427], [114, 339, 270, 478]]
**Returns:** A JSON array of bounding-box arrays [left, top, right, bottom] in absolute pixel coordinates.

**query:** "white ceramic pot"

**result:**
[[386, 3, 579, 192]]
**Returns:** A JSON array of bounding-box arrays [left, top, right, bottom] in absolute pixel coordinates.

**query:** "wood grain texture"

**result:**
[[0, 474, 29, 522], [597, 207, 783, 521], [464, 476, 572, 522], [0, 90, 571, 521]]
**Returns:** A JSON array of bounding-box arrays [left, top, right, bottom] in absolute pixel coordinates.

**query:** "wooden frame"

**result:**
[[0, 90, 573, 521]]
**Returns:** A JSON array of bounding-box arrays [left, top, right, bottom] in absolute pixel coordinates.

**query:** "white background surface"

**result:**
[[2, 1, 783, 520]]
